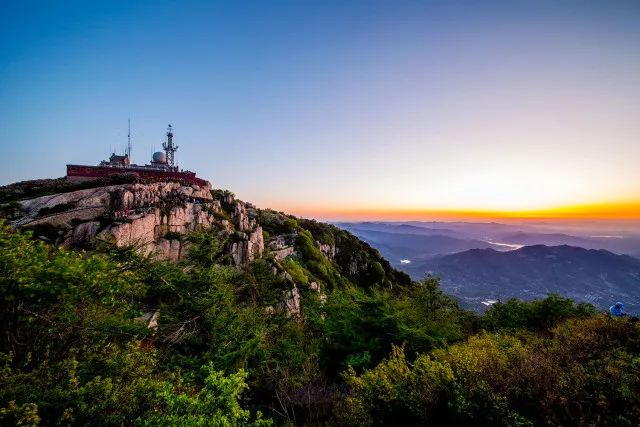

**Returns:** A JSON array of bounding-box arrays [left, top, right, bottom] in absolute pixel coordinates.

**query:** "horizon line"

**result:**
[[276, 200, 640, 222]]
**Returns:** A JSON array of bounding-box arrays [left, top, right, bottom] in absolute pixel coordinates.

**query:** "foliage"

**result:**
[[140, 365, 271, 426], [210, 189, 235, 201], [321, 277, 468, 372], [0, 221, 269, 425], [294, 230, 343, 288], [483, 294, 597, 331], [1, 204, 638, 426], [342, 317, 640, 426], [282, 258, 309, 285], [340, 345, 455, 426], [298, 219, 412, 289], [255, 209, 299, 237], [0, 201, 23, 220]]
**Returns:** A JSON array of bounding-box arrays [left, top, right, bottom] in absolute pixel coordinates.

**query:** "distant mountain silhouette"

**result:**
[[493, 231, 640, 255], [338, 227, 501, 263], [335, 222, 461, 238], [494, 232, 593, 247], [407, 245, 640, 312]]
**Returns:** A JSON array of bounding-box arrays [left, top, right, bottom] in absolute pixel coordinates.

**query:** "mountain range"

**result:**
[[410, 245, 640, 312], [334, 227, 502, 262], [338, 221, 640, 312]]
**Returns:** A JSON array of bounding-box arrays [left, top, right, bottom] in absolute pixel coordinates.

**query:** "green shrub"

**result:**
[[139, 365, 271, 426], [282, 258, 309, 285], [483, 294, 597, 331], [342, 315, 640, 426]]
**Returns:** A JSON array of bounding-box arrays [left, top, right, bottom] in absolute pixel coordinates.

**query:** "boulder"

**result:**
[[272, 246, 294, 261], [318, 242, 336, 260], [70, 221, 101, 246], [234, 202, 249, 231], [281, 286, 301, 317], [134, 310, 160, 334], [230, 226, 264, 266]]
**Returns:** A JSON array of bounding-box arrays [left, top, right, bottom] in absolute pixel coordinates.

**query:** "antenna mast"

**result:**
[[162, 124, 178, 168], [126, 118, 132, 161]]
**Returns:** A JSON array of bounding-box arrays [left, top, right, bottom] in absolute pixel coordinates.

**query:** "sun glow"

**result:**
[[276, 199, 640, 222]]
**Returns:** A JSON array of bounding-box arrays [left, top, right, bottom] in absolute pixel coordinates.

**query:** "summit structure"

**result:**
[[66, 124, 207, 186], [162, 124, 178, 167]]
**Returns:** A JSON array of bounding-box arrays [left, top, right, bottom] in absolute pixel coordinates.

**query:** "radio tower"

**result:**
[[162, 124, 178, 168], [126, 118, 132, 161]]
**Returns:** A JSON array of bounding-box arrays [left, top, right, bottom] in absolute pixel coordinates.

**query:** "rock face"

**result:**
[[281, 286, 301, 317], [234, 202, 250, 231], [272, 246, 295, 261], [17, 181, 213, 224], [155, 238, 190, 262], [12, 179, 267, 265], [318, 242, 336, 261], [71, 221, 101, 246], [230, 226, 264, 266], [14, 181, 223, 260], [268, 234, 297, 261], [96, 186, 220, 260]]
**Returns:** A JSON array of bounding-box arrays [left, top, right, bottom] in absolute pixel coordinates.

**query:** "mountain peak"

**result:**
[[413, 243, 640, 311]]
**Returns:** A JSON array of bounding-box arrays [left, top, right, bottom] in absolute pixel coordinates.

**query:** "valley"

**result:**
[[338, 221, 640, 312]]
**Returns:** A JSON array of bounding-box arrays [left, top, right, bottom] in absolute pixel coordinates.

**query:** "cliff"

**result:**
[[2, 177, 411, 316]]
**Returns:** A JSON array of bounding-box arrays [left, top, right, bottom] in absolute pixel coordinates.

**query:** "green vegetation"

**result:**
[[482, 294, 597, 331], [0, 216, 638, 426], [342, 316, 640, 426]]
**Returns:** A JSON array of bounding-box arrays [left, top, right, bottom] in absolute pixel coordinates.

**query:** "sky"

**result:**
[[1, 0, 639, 221]]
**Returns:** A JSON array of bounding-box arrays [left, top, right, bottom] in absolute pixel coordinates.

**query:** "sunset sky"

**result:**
[[1, 0, 639, 221]]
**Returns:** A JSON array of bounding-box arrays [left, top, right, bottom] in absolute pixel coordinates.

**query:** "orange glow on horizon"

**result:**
[[271, 199, 640, 222]]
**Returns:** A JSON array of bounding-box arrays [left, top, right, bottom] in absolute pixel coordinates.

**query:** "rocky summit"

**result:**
[[10, 180, 265, 265], [2, 176, 408, 318]]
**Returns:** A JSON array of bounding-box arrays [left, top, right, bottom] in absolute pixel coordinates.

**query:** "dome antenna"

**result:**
[[162, 124, 179, 168]]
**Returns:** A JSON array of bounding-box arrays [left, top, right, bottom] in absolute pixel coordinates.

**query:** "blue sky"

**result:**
[[1, 1, 639, 219]]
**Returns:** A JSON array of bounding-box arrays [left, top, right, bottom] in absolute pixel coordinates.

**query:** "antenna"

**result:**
[[127, 118, 132, 161], [162, 124, 179, 168]]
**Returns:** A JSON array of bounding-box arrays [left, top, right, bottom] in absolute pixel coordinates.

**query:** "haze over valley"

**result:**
[[338, 220, 640, 311]]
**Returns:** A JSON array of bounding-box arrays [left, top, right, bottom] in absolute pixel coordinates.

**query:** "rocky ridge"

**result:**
[[3, 177, 411, 317], [12, 180, 263, 265]]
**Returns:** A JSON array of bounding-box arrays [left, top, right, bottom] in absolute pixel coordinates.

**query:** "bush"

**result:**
[[483, 294, 597, 331], [341, 345, 455, 426], [342, 315, 640, 426], [140, 365, 271, 426], [282, 258, 309, 286], [321, 277, 468, 373]]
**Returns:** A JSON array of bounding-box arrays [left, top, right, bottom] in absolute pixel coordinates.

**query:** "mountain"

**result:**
[[407, 245, 640, 312], [337, 221, 640, 257], [336, 227, 503, 265], [334, 221, 462, 238], [1, 176, 411, 294], [493, 231, 640, 255], [3, 177, 640, 425], [493, 231, 594, 247]]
